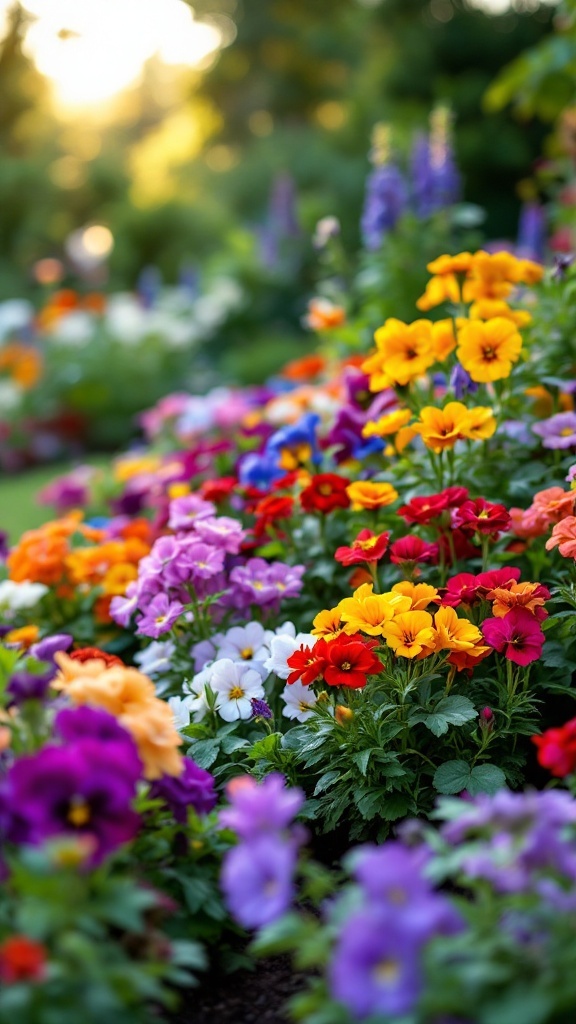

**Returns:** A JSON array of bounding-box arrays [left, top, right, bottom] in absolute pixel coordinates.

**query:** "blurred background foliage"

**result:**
[[0, 0, 562, 303]]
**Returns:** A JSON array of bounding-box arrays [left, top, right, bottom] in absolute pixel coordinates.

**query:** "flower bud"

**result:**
[[479, 706, 494, 732], [335, 705, 354, 726]]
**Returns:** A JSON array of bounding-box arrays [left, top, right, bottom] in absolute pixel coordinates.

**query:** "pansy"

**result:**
[[209, 659, 265, 721], [456, 318, 523, 383], [482, 608, 545, 666], [280, 679, 319, 722], [533, 412, 576, 449]]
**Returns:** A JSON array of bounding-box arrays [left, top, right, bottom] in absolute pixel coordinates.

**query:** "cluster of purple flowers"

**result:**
[[219, 774, 305, 928], [111, 494, 304, 637], [361, 116, 461, 251], [328, 842, 462, 1019], [327, 366, 399, 463], [0, 706, 142, 865], [438, 789, 576, 903]]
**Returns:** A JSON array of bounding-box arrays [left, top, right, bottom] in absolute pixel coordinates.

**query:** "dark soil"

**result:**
[[167, 955, 308, 1024]]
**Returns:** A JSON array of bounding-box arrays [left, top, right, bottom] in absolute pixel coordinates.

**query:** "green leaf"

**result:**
[[248, 732, 281, 762], [352, 748, 373, 776], [412, 695, 477, 737], [433, 760, 472, 794], [467, 763, 506, 796], [188, 738, 220, 769]]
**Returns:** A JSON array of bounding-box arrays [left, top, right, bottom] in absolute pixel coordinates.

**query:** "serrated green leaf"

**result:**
[[433, 760, 472, 794], [468, 763, 506, 796]]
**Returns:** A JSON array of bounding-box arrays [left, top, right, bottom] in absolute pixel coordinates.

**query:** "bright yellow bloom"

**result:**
[[114, 455, 161, 483], [4, 624, 40, 649], [469, 299, 532, 327], [346, 481, 399, 510], [414, 402, 475, 453], [382, 610, 436, 658], [432, 606, 482, 652], [462, 250, 542, 303], [459, 405, 497, 442], [362, 318, 435, 389], [395, 424, 419, 453], [391, 581, 440, 611], [312, 606, 344, 639], [416, 274, 460, 312], [456, 318, 523, 383], [101, 562, 138, 597], [362, 409, 413, 439], [338, 583, 411, 637], [426, 252, 474, 275], [431, 319, 457, 362]]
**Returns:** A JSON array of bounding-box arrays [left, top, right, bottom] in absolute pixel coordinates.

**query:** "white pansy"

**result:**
[[168, 695, 194, 732], [134, 639, 175, 679], [0, 580, 49, 616], [264, 632, 316, 680], [209, 658, 265, 722], [281, 680, 318, 723], [214, 622, 272, 678], [183, 665, 214, 722]]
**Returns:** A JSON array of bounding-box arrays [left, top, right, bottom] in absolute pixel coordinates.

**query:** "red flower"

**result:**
[[0, 936, 46, 984], [398, 486, 469, 525], [200, 476, 238, 503], [454, 498, 511, 536], [441, 572, 482, 608], [334, 529, 390, 566], [475, 567, 521, 597], [253, 494, 295, 537], [389, 535, 438, 566], [286, 643, 327, 685], [69, 647, 124, 668], [532, 719, 576, 777], [316, 633, 382, 689], [481, 608, 545, 666], [300, 474, 351, 514]]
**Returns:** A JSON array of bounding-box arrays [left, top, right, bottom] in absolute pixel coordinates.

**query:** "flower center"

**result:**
[[67, 796, 91, 828], [373, 957, 400, 985], [341, 661, 352, 671], [481, 345, 497, 361], [318, 483, 334, 496], [240, 647, 254, 660], [229, 685, 245, 700]]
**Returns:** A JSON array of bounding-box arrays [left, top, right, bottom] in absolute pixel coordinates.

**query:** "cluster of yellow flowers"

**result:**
[[312, 582, 487, 661]]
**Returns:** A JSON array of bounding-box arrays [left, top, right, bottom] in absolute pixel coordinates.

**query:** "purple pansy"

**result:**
[[221, 834, 298, 929], [219, 773, 304, 841], [136, 592, 184, 638], [149, 757, 217, 823], [532, 412, 576, 449]]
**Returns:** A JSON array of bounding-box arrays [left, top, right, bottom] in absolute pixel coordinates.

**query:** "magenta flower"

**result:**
[[168, 494, 215, 531], [482, 608, 545, 666]]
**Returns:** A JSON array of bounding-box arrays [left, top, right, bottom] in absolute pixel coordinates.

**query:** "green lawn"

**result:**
[[0, 457, 109, 542]]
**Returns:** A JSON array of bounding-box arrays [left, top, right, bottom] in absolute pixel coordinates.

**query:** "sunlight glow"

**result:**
[[12, 0, 223, 108]]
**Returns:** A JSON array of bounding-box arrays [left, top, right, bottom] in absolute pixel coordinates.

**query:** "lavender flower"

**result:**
[[7, 669, 54, 704], [221, 834, 298, 928], [219, 773, 304, 840], [361, 164, 409, 250], [532, 412, 576, 449], [30, 633, 73, 664], [450, 363, 478, 400], [136, 593, 184, 639], [192, 516, 245, 554], [168, 494, 215, 532]]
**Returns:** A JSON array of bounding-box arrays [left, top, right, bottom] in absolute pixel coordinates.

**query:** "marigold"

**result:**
[[391, 581, 440, 610], [362, 318, 435, 389], [456, 318, 523, 383], [382, 610, 436, 658], [487, 581, 550, 621], [432, 606, 483, 652], [346, 480, 398, 510], [338, 583, 411, 637], [362, 408, 412, 438]]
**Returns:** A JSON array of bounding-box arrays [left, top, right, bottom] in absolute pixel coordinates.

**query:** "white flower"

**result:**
[[134, 639, 175, 679], [52, 311, 95, 347], [0, 299, 33, 341], [168, 695, 194, 732], [281, 679, 318, 722], [215, 622, 272, 678], [210, 658, 265, 722], [183, 666, 213, 722], [0, 380, 22, 411], [0, 580, 48, 616], [264, 632, 316, 680]]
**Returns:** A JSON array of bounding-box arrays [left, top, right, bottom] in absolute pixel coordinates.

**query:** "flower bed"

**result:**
[[3, 245, 576, 1022]]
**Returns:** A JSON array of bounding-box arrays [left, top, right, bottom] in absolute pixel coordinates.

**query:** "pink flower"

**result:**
[[481, 608, 545, 666], [546, 516, 576, 559]]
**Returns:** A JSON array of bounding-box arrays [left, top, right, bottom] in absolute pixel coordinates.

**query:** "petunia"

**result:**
[[482, 608, 545, 666]]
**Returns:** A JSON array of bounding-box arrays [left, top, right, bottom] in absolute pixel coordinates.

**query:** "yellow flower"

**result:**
[[362, 409, 413, 439], [346, 481, 398, 510], [4, 624, 40, 649], [382, 610, 436, 658], [362, 318, 435, 389], [456, 318, 523, 383], [414, 401, 474, 453], [338, 583, 411, 637], [312, 606, 344, 639], [431, 319, 457, 362], [469, 299, 532, 327], [432, 606, 482, 652], [462, 250, 542, 303], [101, 562, 138, 597], [416, 274, 460, 312], [426, 252, 474, 275], [114, 455, 161, 483], [459, 405, 497, 441], [391, 581, 440, 611]]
